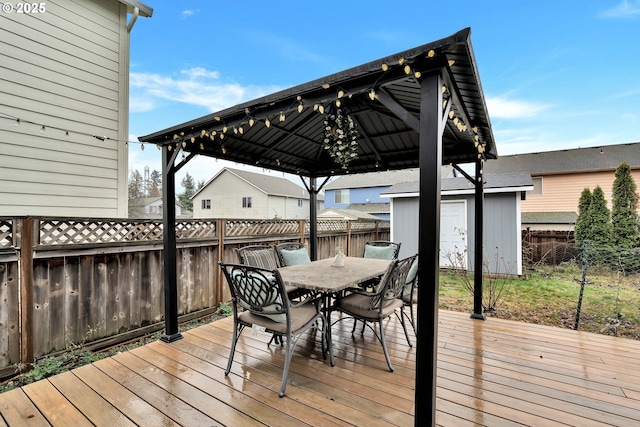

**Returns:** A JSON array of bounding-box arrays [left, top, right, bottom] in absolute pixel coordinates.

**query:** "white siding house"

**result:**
[[0, 0, 152, 217], [193, 167, 323, 219]]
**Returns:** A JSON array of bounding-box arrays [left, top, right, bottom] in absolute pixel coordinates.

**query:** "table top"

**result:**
[[277, 256, 391, 293]]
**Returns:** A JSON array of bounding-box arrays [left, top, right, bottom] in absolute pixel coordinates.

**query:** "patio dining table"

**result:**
[[277, 256, 392, 365]]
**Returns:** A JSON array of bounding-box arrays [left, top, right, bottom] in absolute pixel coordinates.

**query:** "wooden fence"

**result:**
[[0, 216, 388, 374], [522, 229, 577, 265]]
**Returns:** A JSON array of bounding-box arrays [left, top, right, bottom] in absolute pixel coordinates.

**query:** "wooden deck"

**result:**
[[1, 309, 640, 426]]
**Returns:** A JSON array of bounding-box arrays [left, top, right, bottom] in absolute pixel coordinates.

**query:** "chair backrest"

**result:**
[[275, 242, 311, 267], [219, 262, 288, 323], [236, 245, 279, 270], [363, 241, 401, 260], [370, 254, 417, 310], [402, 255, 419, 301]]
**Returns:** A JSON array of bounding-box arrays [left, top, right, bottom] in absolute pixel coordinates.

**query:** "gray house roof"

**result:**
[[483, 142, 640, 175], [195, 167, 322, 200], [381, 172, 533, 196], [346, 202, 390, 214], [324, 166, 453, 190], [318, 208, 381, 221], [522, 211, 578, 224]]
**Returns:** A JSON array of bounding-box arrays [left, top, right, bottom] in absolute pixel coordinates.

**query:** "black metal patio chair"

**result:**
[[219, 262, 328, 397], [331, 254, 417, 372]]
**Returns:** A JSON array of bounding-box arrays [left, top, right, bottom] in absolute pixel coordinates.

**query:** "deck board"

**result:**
[[1, 309, 640, 426]]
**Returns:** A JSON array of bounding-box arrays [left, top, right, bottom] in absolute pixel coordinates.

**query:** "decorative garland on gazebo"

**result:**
[[322, 107, 359, 169]]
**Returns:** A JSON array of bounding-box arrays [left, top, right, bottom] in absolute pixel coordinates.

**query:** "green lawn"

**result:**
[[438, 265, 640, 340]]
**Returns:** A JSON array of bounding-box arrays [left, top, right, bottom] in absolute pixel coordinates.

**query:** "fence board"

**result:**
[[0, 217, 389, 371], [48, 258, 66, 353], [64, 258, 80, 348], [0, 261, 19, 366]]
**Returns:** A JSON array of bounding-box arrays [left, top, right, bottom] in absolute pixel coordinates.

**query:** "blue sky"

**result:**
[[128, 0, 640, 187]]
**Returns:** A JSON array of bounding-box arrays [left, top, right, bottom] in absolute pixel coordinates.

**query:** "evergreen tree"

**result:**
[[587, 185, 612, 246], [574, 188, 592, 246], [128, 169, 145, 199], [178, 173, 196, 212], [149, 170, 162, 196], [612, 162, 639, 248]]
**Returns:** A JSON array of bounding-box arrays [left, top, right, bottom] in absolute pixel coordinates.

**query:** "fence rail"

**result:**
[[0, 216, 388, 374]]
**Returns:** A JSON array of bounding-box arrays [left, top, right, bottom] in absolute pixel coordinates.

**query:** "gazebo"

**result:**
[[139, 27, 497, 425]]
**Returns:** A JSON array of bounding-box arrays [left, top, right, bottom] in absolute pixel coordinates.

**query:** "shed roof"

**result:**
[[381, 172, 533, 196], [483, 142, 640, 175], [139, 28, 496, 178]]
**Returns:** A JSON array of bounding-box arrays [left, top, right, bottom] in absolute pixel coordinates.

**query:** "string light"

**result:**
[[0, 111, 144, 148]]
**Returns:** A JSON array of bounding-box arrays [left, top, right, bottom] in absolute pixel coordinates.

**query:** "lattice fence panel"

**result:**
[[38, 219, 165, 245], [176, 220, 217, 239], [225, 219, 300, 237], [317, 220, 348, 232], [0, 219, 12, 248]]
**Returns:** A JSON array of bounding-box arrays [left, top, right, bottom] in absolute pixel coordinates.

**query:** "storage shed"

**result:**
[[382, 172, 533, 275]]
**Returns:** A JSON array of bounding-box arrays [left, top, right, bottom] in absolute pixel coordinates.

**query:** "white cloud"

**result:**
[[486, 96, 549, 119], [181, 9, 197, 19], [601, 0, 640, 18], [130, 67, 281, 113]]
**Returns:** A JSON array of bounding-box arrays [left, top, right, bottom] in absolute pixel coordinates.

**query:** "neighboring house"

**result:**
[[324, 166, 453, 220], [0, 0, 152, 217], [192, 167, 324, 219], [128, 197, 184, 219], [483, 142, 640, 230], [382, 173, 534, 276]]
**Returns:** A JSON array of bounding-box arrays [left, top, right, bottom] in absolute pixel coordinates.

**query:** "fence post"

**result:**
[[216, 219, 225, 303], [299, 220, 305, 243], [18, 217, 34, 368]]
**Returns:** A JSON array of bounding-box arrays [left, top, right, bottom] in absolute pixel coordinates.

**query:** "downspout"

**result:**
[[127, 7, 139, 33]]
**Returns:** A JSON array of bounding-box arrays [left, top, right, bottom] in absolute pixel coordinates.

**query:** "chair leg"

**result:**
[[410, 304, 417, 335], [279, 336, 293, 397], [398, 309, 413, 348], [378, 320, 394, 372], [225, 322, 243, 376]]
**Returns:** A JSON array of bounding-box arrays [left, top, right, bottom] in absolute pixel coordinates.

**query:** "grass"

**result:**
[[439, 263, 640, 339]]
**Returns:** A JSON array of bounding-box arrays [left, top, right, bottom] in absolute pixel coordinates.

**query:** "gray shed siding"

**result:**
[[390, 197, 420, 258], [390, 192, 523, 275]]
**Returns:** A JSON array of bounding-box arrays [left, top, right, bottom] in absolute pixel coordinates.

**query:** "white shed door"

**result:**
[[440, 201, 467, 269]]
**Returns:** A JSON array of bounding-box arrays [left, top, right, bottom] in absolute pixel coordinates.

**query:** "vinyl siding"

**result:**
[[325, 186, 390, 208], [390, 192, 523, 275], [193, 172, 315, 219], [0, 0, 130, 217], [193, 171, 269, 219], [522, 170, 640, 214]]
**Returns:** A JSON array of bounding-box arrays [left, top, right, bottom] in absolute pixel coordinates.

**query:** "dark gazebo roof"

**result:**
[[139, 28, 496, 177]]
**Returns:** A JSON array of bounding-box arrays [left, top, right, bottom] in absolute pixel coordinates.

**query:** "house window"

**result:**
[[297, 199, 303, 207], [201, 199, 211, 209], [242, 197, 252, 208], [334, 189, 349, 204], [531, 177, 543, 195]]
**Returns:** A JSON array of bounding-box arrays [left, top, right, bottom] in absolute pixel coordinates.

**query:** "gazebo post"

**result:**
[[471, 157, 486, 320], [416, 72, 443, 426], [308, 177, 318, 260], [160, 144, 182, 343]]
